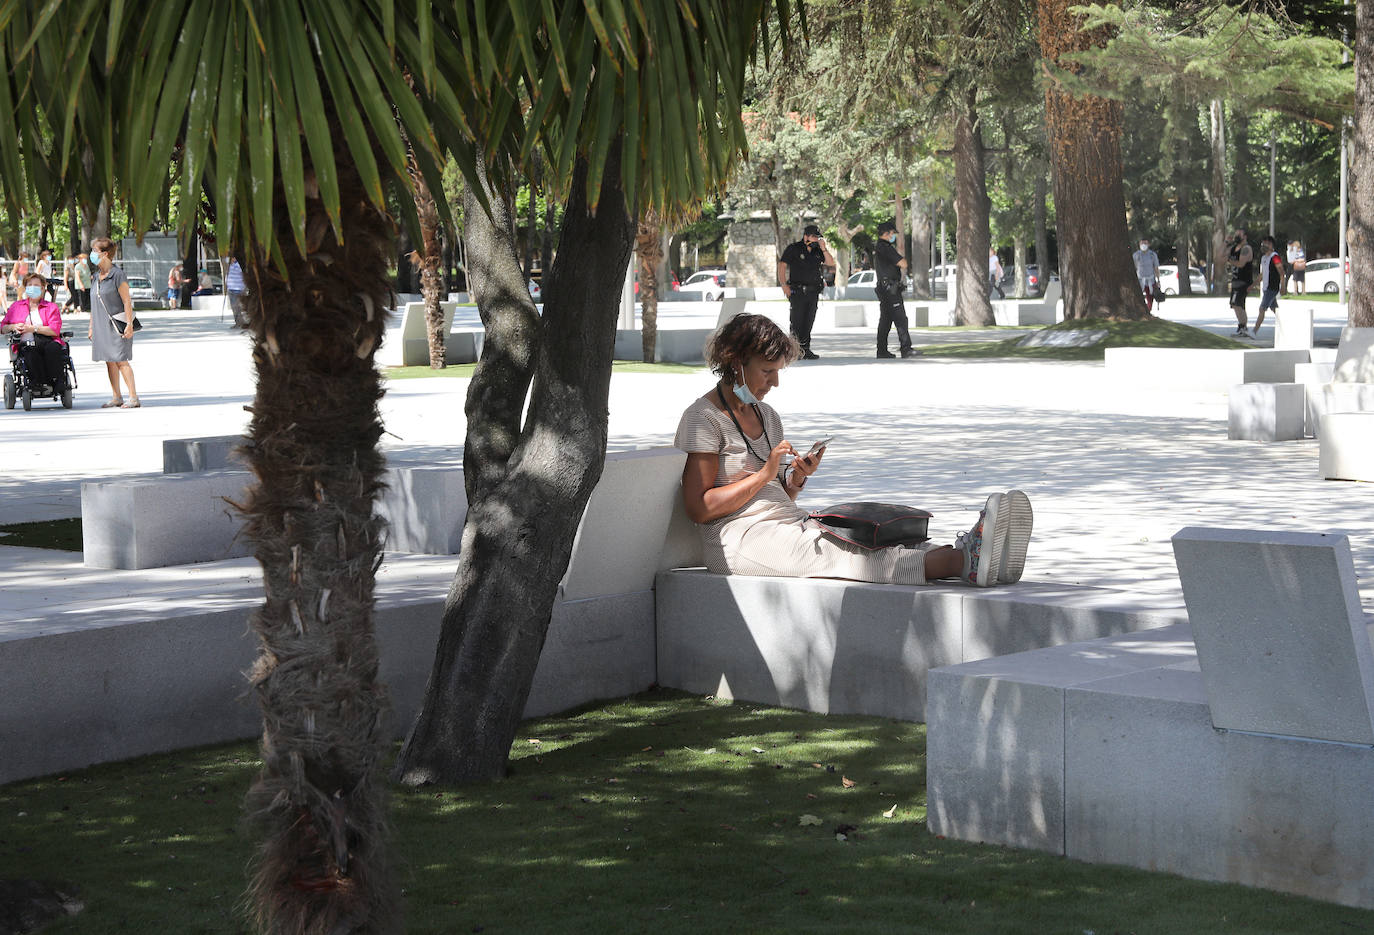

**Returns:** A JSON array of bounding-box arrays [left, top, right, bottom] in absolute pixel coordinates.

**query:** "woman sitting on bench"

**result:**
[[674, 313, 1032, 586]]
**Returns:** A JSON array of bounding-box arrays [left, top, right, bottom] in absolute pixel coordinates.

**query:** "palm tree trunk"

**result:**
[[240, 138, 399, 933], [407, 142, 446, 369], [637, 210, 664, 362], [393, 146, 635, 785]]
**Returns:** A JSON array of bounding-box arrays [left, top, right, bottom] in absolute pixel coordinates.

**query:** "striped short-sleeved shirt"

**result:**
[[674, 394, 808, 531]]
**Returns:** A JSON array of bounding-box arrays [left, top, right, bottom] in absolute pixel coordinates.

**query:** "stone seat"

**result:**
[[926, 527, 1374, 910], [655, 568, 1181, 722], [1104, 346, 1311, 392]]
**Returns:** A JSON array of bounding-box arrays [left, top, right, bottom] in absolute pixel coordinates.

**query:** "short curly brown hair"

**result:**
[[705, 312, 800, 383]]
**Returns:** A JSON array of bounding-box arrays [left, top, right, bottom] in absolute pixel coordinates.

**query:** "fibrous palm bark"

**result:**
[[240, 137, 398, 933]]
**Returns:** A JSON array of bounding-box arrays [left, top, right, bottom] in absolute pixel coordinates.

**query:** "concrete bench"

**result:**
[[655, 569, 1182, 721], [376, 300, 481, 367], [926, 527, 1374, 910], [85, 447, 687, 572], [992, 281, 1061, 326], [82, 470, 253, 568], [1227, 382, 1305, 441], [1274, 306, 1314, 350], [1320, 412, 1374, 482], [1104, 347, 1311, 392], [0, 550, 660, 785], [163, 434, 248, 473]]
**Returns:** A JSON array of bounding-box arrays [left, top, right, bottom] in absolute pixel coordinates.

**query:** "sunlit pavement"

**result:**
[[2, 297, 1369, 614]]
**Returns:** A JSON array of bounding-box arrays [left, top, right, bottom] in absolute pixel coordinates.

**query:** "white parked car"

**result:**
[[1303, 258, 1348, 293], [126, 275, 159, 306], [678, 269, 726, 301], [1157, 265, 1209, 295]]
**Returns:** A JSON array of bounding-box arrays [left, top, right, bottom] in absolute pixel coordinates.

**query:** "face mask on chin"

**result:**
[[733, 379, 761, 406]]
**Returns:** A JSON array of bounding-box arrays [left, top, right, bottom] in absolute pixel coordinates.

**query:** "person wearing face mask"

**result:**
[[2, 272, 69, 399], [1132, 236, 1162, 313], [675, 313, 1033, 586], [777, 224, 834, 360], [873, 221, 917, 359], [87, 237, 141, 408]]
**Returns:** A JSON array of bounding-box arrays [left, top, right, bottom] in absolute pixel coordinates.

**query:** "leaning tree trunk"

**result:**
[[393, 146, 636, 785], [406, 141, 446, 368], [636, 209, 664, 362], [239, 139, 399, 932], [953, 92, 994, 326], [1038, 0, 1146, 319], [1351, 0, 1374, 327]]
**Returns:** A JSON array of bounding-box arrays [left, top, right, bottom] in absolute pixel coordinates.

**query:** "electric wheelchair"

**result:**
[[4, 330, 77, 410]]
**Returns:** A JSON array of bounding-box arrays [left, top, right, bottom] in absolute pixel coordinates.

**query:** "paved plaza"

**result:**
[[2, 295, 1370, 616]]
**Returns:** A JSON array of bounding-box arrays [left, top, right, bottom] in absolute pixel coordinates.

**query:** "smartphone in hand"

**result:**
[[807, 436, 833, 458]]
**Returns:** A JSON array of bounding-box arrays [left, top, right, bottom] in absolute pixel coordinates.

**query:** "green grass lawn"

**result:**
[[2, 690, 1368, 933], [919, 316, 1247, 361], [0, 517, 82, 551]]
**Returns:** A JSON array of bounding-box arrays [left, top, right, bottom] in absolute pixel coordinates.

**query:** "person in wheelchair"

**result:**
[[3, 272, 71, 400]]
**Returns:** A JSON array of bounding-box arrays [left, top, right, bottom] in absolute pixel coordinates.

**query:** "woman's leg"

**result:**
[[105, 361, 123, 403], [19, 345, 48, 390], [117, 361, 139, 405]]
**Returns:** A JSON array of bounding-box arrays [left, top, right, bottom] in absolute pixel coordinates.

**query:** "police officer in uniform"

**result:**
[[873, 221, 917, 359], [777, 223, 834, 360]]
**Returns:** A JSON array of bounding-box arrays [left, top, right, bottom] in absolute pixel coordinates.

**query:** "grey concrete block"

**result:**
[[1227, 382, 1306, 441], [1105, 348, 1310, 392], [82, 471, 253, 569], [1293, 362, 1336, 437], [614, 328, 712, 363], [0, 607, 261, 783], [1274, 307, 1314, 350], [1063, 662, 1374, 910], [655, 569, 963, 720], [960, 585, 1185, 661], [445, 329, 484, 364], [1320, 413, 1374, 482], [163, 434, 248, 473], [525, 591, 657, 717], [0, 564, 656, 785], [377, 300, 461, 367], [1333, 326, 1374, 383], [833, 303, 868, 327], [560, 448, 687, 600], [1172, 527, 1374, 743], [925, 623, 1196, 852], [378, 466, 467, 554], [1318, 382, 1374, 437]]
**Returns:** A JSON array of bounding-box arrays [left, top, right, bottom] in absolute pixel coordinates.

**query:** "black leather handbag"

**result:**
[[809, 501, 931, 550]]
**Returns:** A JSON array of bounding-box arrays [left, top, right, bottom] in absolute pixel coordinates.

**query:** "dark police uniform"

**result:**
[[873, 238, 913, 357], [779, 239, 827, 353]]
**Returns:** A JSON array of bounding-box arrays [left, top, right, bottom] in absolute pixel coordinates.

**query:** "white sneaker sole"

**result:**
[[973, 492, 1008, 587], [999, 490, 1033, 584]]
